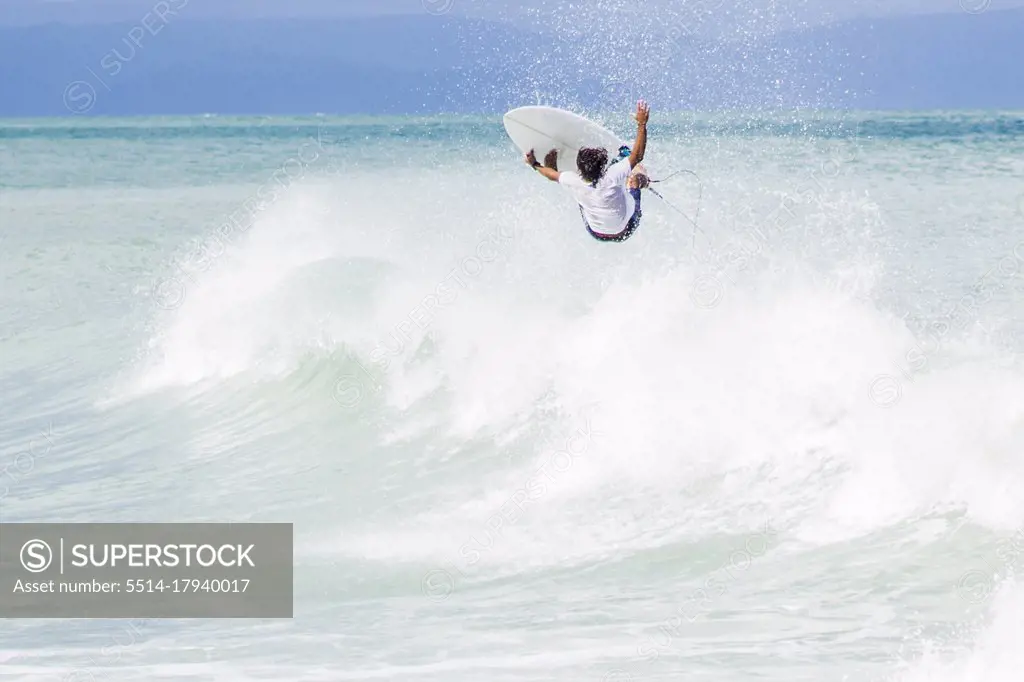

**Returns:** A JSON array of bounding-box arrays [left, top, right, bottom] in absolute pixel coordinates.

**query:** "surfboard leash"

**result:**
[[648, 169, 706, 248]]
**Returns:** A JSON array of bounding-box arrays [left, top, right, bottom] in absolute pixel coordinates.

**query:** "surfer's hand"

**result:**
[[544, 149, 558, 170], [633, 99, 650, 126], [525, 150, 538, 166]]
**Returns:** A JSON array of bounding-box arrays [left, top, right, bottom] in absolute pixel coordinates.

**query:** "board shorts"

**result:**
[[581, 188, 642, 243]]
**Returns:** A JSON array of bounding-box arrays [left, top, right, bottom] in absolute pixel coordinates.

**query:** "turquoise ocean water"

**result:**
[[2, 111, 1024, 680]]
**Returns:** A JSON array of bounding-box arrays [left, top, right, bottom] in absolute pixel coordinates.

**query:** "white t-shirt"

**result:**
[[558, 158, 634, 235]]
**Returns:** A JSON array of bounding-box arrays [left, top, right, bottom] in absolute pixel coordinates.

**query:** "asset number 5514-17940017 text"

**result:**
[[126, 578, 250, 593]]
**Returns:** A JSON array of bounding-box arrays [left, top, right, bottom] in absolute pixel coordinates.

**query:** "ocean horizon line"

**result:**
[[2, 108, 1024, 124]]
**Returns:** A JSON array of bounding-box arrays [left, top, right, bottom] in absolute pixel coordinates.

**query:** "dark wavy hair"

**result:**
[[577, 147, 608, 185]]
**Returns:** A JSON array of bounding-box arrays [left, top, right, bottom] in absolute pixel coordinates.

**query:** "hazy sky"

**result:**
[[2, 0, 1021, 113], [4, 0, 1023, 27]]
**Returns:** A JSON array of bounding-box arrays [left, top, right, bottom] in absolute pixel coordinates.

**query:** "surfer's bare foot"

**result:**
[[544, 149, 559, 170], [628, 164, 650, 189]]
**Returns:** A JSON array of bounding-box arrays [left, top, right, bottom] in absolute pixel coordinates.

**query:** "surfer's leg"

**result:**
[[629, 187, 642, 221], [628, 163, 650, 190]]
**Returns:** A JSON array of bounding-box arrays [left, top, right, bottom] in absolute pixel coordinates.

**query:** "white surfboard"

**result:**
[[503, 106, 627, 168]]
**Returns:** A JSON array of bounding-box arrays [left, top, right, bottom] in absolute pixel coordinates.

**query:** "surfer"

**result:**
[[525, 99, 650, 242]]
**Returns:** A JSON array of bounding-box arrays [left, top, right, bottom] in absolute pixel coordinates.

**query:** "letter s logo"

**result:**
[[63, 81, 97, 115], [21, 539, 53, 573]]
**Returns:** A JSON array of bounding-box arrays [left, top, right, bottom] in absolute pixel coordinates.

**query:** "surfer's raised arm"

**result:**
[[628, 99, 649, 169]]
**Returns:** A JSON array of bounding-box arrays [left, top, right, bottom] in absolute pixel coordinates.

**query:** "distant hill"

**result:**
[[0, 9, 1021, 116]]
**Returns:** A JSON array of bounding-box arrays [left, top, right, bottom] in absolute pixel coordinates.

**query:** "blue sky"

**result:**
[[5, 0, 1024, 27], [1, 0, 1022, 114]]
